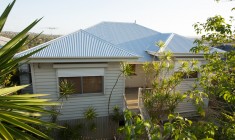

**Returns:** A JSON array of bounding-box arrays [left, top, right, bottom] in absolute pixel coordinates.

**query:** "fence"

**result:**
[[54, 116, 120, 140]]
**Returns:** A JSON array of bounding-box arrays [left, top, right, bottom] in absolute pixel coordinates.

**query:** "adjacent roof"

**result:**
[[15, 30, 139, 59]]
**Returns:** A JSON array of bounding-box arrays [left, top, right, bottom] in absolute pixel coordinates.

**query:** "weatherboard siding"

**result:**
[[174, 59, 206, 113], [125, 64, 147, 88], [32, 63, 124, 121]]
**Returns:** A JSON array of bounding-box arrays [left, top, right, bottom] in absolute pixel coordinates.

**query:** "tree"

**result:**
[[191, 14, 235, 139], [142, 51, 187, 121], [120, 4, 235, 140], [0, 1, 61, 139]]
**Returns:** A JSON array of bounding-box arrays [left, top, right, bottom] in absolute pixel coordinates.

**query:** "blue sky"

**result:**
[[0, 0, 234, 36]]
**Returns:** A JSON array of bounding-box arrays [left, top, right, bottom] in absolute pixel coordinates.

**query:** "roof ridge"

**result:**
[[81, 30, 141, 57], [158, 33, 174, 53], [117, 32, 173, 47], [132, 23, 160, 34], [85, 21, 160, 34]]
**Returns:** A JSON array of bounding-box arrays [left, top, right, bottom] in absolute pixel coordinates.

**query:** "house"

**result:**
[[15, 22, 224, 121]]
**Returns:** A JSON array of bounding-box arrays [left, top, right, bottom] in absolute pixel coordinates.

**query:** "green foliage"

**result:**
[[142, 51, 196, 120], [2, 69, 19, 87], [0, 86, 61, 139], [118, 110, 148, 139], [193, 15, 234, 48], [122, 3, 235, 140], [59, 123, 83, 140], [0, 1, 61, 139], [121, 62, 135, 76], [191, 121, 218, 139], [59, 79, 75, 100], [190, 9, 235, 140], [120, 111, 217, 140], [84, 106, 98, 121], [51, 79, 76, 123], [83, 106, 97, 131], [112, 105, 123, 123]]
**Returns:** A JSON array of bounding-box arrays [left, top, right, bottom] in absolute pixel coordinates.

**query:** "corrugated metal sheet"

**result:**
[[15, 30, 139, 58], [164, 34, 225, 53], [85, 22, 159, 45], [117, 33, 171, 61], [85, 22, 225, 61], [165, 34, 225, 53], [164, 34, 194, 53], [15, 21, 225, 61]]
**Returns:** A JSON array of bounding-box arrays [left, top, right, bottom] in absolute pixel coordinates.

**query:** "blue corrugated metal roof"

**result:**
[[15, 29, 139, 59], [117, 33, 171, 61], [16, 21, 225, 61], [163, 34, 225, 53], [85, 21, 159, 45], [86, 22, 206, 61], [164, 34, 194, 53]]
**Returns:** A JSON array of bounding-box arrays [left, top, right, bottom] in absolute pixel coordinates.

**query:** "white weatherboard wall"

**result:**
[[125, 64, 147, 88], [174, 58, 207, 113], [174, 58, 204, 93], [31, 63, 124, 121]]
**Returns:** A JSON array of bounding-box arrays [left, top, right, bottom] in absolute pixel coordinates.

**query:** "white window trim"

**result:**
[[57, 68, 105, 77], [56, 68, 105, 98], [53, 63, 108, 68]]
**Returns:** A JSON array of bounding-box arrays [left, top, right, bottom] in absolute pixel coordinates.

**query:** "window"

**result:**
[[129, 64, 137, 76], [175, 71, 198, 79], [59, 76, 103, 94]]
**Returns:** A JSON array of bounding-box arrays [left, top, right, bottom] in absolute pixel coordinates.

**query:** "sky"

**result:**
[[0, 0, 234, 37]]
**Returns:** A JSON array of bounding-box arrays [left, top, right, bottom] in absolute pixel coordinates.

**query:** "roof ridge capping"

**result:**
[[158, 33, 174, 53], [81, 29, 141, 58], [86, 21, 160, 34]]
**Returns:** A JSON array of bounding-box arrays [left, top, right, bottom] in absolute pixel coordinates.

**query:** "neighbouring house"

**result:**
[[15, 22, 224, 121]]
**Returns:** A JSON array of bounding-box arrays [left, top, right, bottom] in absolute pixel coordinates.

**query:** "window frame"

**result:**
[[59, 76, 104, 95], [129, 64, 137, 76], [56, 67, 106, 98]]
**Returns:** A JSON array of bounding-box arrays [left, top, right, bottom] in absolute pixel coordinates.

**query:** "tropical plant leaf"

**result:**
[[0, 114, 51, 139], [0, 0, 15, 32], [0, 1, 60, 139], [5, 125, 37, 140], [0, 103, 57, 114], [0, 35, 29, 67], [0, 122, 13, 140], [0, 85, 28, 96], [0, 111, 61, 128], [0, 18, 42, 56]]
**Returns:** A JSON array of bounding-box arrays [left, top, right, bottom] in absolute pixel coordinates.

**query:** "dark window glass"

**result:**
[[59, 76, 103, 94], [83, 76, 103, 93], [129, 64, 137, 75], [59, 77, 82, 94]]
